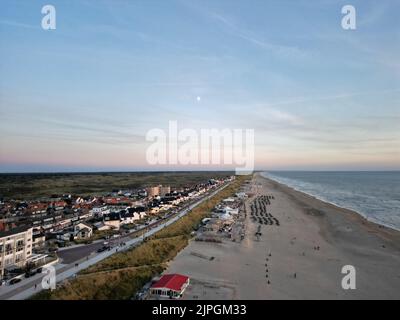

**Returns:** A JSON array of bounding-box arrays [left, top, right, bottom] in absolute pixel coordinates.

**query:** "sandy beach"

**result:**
[[164, 173, 400, 299]]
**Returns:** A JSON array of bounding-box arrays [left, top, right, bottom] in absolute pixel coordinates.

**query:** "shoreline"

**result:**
[[261, 174, 400, 249], [163, 172, 400, 299], [261, 172, 400, 233], [262, 174, 400, 238]]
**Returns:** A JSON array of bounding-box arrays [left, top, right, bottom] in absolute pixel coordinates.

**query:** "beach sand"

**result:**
[[163, 173, 400, 299]]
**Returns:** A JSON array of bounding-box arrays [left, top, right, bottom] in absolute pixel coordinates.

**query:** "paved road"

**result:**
[[58, 242, 104, 264], [0, 182, 230, 300], [58, 212, 190, 264]]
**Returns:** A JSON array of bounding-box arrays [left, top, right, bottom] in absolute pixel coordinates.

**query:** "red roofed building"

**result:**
[[150, 274, 190, 299]]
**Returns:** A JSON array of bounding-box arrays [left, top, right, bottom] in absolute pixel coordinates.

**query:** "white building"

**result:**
[[91, 206, 110, 217], [56, 223, 93, 241], [224, 206, 239, 215], [74, 223, 93, 239], [150, 274, 190, 299], [0, 226, 33, 280]]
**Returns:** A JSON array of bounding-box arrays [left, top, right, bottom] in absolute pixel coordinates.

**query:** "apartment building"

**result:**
[[147, 185, 171, 197], [0, 226, 33, 279], [160, 186, 171, 197], [146, 186, 160, 197]]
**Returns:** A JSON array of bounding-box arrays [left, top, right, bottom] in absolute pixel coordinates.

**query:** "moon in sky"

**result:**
[[196, 96, 201, 102]]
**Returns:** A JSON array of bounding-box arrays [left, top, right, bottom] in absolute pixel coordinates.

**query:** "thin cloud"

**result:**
[[0, 19, 40, 30], [207, 11, 312, 60], [178, 0, 312, 60], [261, 88, 400, 108]]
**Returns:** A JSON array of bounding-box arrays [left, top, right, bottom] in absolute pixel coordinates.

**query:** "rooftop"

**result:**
[[0, 225, 32, 238], [151, 274, 189, 291]]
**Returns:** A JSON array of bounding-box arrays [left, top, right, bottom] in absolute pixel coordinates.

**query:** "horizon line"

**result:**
[[1, 169, 400, 175]]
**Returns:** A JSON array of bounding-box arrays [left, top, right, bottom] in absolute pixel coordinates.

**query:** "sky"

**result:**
[[0, 0, 399, 172]]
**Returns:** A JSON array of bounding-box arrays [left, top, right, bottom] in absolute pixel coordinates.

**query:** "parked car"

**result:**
[[25, 270, 36, 278], [9, 278, 22, 285]]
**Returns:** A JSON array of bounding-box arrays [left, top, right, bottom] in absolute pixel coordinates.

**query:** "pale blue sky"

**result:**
[[0, 0, 399, 172]]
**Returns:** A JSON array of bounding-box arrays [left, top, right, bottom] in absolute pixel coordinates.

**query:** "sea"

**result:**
[[262, 171, 400, 231]]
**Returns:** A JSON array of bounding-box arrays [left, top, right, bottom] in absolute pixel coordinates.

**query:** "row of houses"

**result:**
[[0, 178, 231, 221], [103, 207, 147, 230]]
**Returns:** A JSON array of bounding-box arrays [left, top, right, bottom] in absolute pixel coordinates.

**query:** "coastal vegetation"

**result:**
[[0, 171, 233, 199]]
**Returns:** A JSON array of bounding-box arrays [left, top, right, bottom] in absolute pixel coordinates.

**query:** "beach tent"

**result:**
[[224, 207, 239, 215], [220, 213, 233, 220]]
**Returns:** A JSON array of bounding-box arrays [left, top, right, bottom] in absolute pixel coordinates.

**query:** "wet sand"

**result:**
[[164, 173, 400, 299]]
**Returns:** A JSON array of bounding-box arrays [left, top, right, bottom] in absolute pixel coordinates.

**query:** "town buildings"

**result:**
[[103, 207, 146, 230], [146, 185, 171, 198], [56, 222, 93, 241], [0, 175, 233, 280]]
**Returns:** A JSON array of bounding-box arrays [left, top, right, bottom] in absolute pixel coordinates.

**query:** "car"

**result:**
[[97, 247, 107, 253], [9, 278, 22, 285], [25, 271, 36, 278]]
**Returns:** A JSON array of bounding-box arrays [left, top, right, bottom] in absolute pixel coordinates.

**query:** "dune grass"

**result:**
[[33, 265, 163, 300], [82, 235, 189, 274]]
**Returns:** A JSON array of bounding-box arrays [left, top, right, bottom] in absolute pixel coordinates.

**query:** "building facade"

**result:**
[[146, 186, 160, 197], [0, 226, 33, 279], [160, 186, 171, 197]]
